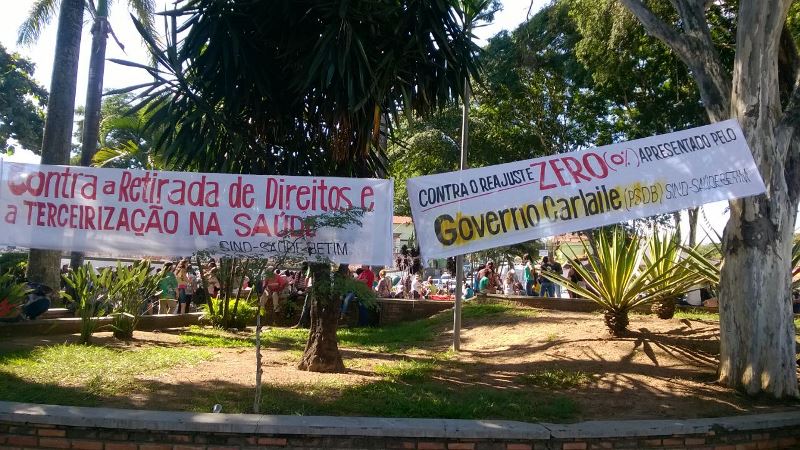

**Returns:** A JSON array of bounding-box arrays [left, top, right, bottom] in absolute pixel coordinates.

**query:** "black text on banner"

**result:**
[[406, 119, 766, 261]]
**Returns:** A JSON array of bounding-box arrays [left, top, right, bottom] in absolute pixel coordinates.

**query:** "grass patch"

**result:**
[[181, 302, 537, 353], [251, 380, 577, 422], [336, 303, 533, 352], [674, 308, 719, 321], [180, 326, 307, 350], [0, 344, 212, 404], [373, 359, 437, 381], [519, 369, 591, 390]]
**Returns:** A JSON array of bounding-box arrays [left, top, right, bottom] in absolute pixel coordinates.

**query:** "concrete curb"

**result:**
[[1, 401, 798, 440]]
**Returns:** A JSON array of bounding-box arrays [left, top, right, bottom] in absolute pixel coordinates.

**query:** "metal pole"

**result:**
[[453, 79, 471, 351]]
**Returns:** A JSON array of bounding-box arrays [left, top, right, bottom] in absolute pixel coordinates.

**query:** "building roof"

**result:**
[[555, 232, 585, 244], [393, 216, 413, 225]]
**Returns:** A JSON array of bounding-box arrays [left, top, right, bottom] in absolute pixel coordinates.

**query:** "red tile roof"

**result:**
[[393, 216, 413, 225]]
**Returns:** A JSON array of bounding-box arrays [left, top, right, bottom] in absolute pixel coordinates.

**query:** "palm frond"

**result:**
[[542, 228, 701, 332], [18, 0, 61, 46]]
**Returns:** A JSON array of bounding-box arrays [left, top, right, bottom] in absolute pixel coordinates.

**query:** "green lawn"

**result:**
[[673, 309, 800, 337], [0, 303, 577, 421], [674, 308, 720, 321], [0, 344, 212, 405], [180, 302, 534, 353]]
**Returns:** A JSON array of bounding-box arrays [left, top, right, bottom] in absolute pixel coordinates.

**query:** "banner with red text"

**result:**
[[407, 119, 766, 261], [0, 162, 393, 265]]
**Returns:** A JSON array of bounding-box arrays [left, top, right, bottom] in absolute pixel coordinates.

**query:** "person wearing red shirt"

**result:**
[[261, 268, 289, 313], [358, 265, 375, 289]]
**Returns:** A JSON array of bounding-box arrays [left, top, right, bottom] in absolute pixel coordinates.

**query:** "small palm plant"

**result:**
[[0, 273, 31, 319], [107, 261, 162, 340], [541, 228, 694, 336], [63, 263, 111, 344], [682, 245, 721, 294], [643, 232, 704, 319]]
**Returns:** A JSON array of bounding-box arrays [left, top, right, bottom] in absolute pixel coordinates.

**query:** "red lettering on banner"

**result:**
[[530, 153, 610, 191], [228, 176, 255, 208], [360, 186, 374, 210], [7, 166, 97, 199], [188, 211, 221, 236], [264, 177, 357, 211]]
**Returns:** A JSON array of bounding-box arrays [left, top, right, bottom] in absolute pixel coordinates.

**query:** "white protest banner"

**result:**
[[0, 161, 393, 265], [407, 119, 766, 261]]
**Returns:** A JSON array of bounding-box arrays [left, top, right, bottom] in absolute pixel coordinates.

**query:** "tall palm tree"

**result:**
[[71, 0, 154, 270], [18, 0, 84, 290], [20, 0, 156, 270], [121, 0, 481, 372]]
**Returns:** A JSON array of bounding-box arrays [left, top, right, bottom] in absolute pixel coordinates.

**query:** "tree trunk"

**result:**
[[687, 207, 698, 247], [603, 310, 629, 337], [621, 0, 799, 399], [717, 0, 798, 398], [27, 0, 84, 290], [719, 198, 798, 397], [297, 263, 345, 372], [71, 15, 109, 270], [672, 211, 682, 243]]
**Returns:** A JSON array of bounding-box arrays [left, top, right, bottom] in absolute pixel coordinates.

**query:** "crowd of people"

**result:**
[[154, 259, 312, 316], [469, 254, 585, 299], [13, 253, 585, 326]]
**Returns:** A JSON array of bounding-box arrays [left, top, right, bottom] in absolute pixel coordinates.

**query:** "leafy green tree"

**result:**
[[92, 93, 164, 169], [618, 0, 800, 398], [0, 45, 48, 154], [122, 0, 480, 372]]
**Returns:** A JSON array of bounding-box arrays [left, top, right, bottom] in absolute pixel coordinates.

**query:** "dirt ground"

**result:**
[[3, 307, 799, 421]]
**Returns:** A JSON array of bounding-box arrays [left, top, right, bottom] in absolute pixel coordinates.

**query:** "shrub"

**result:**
[[107, 261, 163, 340], [201, 297, 257, 330], [542, 228, 694, 336], [0, 273, 31, 319], [0, 253, 28, 284], [62, 264, 112, 344]]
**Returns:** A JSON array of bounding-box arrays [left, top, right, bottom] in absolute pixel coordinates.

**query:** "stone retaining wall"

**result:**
[[0, 313, 204, 338], [1, 402, 799, 450]]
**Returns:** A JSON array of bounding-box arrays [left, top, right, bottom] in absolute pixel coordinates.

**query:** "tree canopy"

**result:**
[[120, 0, 480, 178], [0, 45, 48, 154]]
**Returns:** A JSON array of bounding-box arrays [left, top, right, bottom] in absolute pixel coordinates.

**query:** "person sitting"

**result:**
[[503, 271, 516, 295], [0, 283, 54, 322], [262, 267, 289, 315], [463, 282, 475, 300], [423, 276, 438, 296], [478, 269, 494, 294]]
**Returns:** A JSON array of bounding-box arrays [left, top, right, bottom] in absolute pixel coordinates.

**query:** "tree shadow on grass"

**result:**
[[0, 368, 579, 423], [0, 372, 106, 407]]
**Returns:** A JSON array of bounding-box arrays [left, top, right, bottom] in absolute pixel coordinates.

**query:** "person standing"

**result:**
[[538, 256, 556, 298], [157, 262, 178, 314], [175, 259, 191, 314], [551, 258, 563, 298], [376, 269, 393, 298], [205, 266, 221, 298], [523, 254, 536, 296], [567, 264, 583, 299]]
